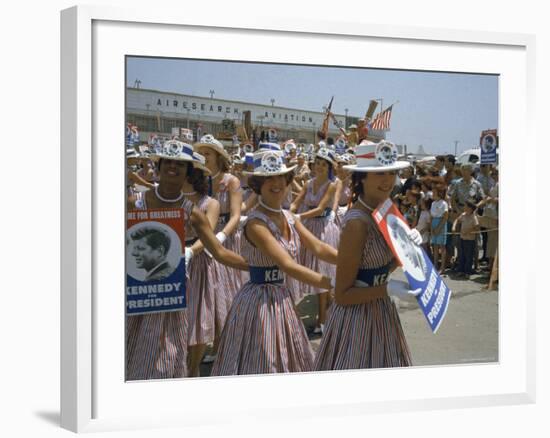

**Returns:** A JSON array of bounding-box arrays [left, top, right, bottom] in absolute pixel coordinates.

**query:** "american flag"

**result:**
[[371, 105, 393, 131]]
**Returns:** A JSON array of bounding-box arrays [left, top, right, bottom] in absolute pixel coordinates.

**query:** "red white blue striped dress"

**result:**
[[336, 178, 352, 228], [298, 178, 340, 298], [210, 210, 314, 376], [211, 173, 247, 306], [125, 193, 191, 380], [184, 195, 219, 346], [314, 207, 412, 370]]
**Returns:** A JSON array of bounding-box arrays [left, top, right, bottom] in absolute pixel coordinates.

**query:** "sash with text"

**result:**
[[373, 199, 451, 333]]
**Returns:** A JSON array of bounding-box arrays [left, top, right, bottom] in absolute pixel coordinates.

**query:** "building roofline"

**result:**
[[127, 87, 348, 118]]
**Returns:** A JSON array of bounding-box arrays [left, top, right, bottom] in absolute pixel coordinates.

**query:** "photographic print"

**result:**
[[125, 56, 499, 381]]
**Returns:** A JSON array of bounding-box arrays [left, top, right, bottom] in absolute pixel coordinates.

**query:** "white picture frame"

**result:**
[[60, 5, 536, 433]]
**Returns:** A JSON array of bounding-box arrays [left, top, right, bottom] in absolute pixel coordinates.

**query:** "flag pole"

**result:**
[[387, 100, 400, 109]]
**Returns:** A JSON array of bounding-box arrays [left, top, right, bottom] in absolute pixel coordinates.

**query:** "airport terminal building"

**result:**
[[126, 87, 386, 146]]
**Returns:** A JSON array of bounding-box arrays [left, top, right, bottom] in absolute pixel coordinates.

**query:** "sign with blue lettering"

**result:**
[[480, 129, 498, 164], [373, 199, 452, 333], [126, 208, 186, 315]]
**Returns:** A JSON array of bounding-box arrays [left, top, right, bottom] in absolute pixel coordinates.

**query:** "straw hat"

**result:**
[[343, 140, 410, 173], [191, 152, 212, 175], [232, 154, 244, 165], [257, 142, 282, 152], [313, 147, 337, 166], [242, 150, 297, 176], [150, 140, 211, 175], [336, 153, 355, 165], [240, 153, 253, 167], [283, 139, 297, 154], [194, 134, 230, 162], [150, 140, 195, 163], [126, 148, 140, 159]]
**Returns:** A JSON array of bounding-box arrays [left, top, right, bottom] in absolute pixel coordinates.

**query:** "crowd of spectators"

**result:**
[[392, 154, 499, 280]]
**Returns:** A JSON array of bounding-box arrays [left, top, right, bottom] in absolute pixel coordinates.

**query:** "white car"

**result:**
[[457, 147, 499, 166], [457, 148, 480, 165]]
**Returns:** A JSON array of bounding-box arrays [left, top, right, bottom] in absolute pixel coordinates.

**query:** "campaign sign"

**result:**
[[126, 208, 186, 315], [373, 199, 452, 333], [480, 129, 498, 164]]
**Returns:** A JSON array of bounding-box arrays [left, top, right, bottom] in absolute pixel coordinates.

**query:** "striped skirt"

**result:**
[[210, 283, 314, 376], [210, 230, 248, 338], [314, 297, 412, 370], [299, 216, 340, 297], [336, 205, 348, 229], [126, 311, 189, 380], [186, 251, 217, 346]]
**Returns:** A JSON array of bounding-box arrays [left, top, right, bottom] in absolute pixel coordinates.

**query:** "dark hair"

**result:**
[[423, 197, 433, 210], [314, 157, 335, 181], [433, 186, 447, 199], [409, 191, 421, 201], [217, 154, 230, 173], [131, 226, 171, 256], [446, 154, 456, 165], [327, 137, 334, 146], [186, 165, 209, 195], [248, 173, 295, 195], [351, 172, 367, 203], [436, 155, 446, 163]]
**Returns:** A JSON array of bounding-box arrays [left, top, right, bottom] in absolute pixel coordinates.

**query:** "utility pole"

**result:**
[[454, 140, 459, 156], [345, 108, 348, 129]]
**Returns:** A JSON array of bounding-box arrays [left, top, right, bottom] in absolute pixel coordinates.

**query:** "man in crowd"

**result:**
[[476, 164, 496, 263]]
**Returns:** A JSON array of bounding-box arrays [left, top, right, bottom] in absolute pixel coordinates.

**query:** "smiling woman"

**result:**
[[195, 135, 246, 363], [126, 140, 249, 380], [290, 147, 340, 333], [315, 141, 422, 370], [210, 149, 338, 376]]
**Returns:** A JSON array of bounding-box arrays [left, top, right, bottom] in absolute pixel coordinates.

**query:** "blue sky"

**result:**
[[127, 57, 498, 156]]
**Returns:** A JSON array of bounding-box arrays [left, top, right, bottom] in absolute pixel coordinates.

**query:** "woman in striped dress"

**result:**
[[126, 141, 247, 380], [314, 141, 423, 371], [211, 149, 337, 376], [333, 153, 354, 228], [195, 135, 246, 359], [290, 147, 340, 333]]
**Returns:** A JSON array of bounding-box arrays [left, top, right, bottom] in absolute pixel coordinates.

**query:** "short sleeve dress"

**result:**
[[210, 173, 248, 326], [298, 178, 340, 298]]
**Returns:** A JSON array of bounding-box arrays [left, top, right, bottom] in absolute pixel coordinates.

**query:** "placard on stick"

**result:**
[[480, 129, 498, 164], [373, 199, 452, 333], [126, 208, 186, 315]]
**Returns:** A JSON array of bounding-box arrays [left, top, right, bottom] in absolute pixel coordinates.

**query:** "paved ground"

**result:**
[[200, 266, 498, 375]]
